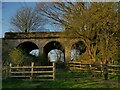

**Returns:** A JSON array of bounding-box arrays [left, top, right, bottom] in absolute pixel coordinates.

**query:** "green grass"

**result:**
[[2, 69, 120, 89]]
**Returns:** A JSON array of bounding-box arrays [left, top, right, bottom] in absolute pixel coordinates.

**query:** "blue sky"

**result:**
[[2, 2, 36, 37]]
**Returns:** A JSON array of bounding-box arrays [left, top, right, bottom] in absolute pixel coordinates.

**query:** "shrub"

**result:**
[[9, 48, 24, 65]]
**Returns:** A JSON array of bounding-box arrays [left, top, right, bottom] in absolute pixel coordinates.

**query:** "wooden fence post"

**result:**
[[74, 62, 75, 70], [30, 62, 34, 79], [80, 62, 81, 70], [89, 64, 91, 71], [6, 65, 9, 78], [53, 62, 55, 80], [9, 63, 12, 77], [5, 66, 7, 79], [100, 62, 103, 76], [17, 64, 19, 71], [103, 63, 108, 80]]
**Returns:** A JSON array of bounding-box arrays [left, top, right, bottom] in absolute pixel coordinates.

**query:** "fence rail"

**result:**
[[9, 62, 55, 80], [68, 62, 120, 76]]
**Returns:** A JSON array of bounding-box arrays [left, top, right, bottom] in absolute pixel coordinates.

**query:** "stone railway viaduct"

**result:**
[[3, 32, 88, 63]]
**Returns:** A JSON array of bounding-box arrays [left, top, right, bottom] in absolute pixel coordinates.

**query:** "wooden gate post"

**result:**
[[9, 63, 12, 77], [53, 62, 55, 80], [30, 62, 34, 79]]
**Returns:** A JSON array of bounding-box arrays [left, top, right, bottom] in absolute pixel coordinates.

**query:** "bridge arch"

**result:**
[[16, 41, 39, 56], [43, 41, 65, 62], [71, 40, 86, 60]]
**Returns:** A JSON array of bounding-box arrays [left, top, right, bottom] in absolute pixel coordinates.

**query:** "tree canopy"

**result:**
[[36, 2, 119, 64]]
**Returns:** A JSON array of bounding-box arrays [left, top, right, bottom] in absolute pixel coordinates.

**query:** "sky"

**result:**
[[2, 2, 37, 38], [48, 49, 64, 62]]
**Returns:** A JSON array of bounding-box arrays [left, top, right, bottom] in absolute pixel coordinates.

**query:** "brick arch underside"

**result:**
[[43, 41, 65, 57], [16, 41, 39, 54], [71, 41, 86, 54]]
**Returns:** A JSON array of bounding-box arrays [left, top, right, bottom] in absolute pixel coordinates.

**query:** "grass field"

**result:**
[[2, 69, 120, 89]]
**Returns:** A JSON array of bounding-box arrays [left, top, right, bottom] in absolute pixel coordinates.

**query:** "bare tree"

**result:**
[[10, 6, 46, 32], [36, 2, 85, 28]]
